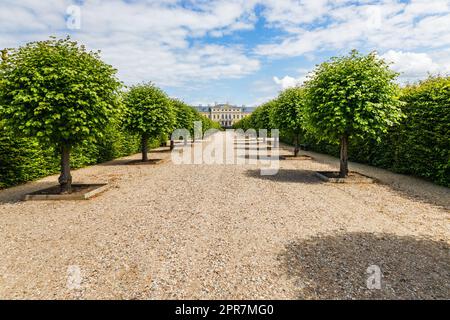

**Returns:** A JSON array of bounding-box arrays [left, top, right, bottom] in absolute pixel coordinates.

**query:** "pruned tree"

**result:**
[[122, 83, 175, 161], [254, 101, 275, 129], [270, 87, 306, 156], [232, 115, 252, 131], [0, 37, 121, 193], [304, 50, 403, 177], [171, 98, 195, 147], [200, 112, 221, 132]]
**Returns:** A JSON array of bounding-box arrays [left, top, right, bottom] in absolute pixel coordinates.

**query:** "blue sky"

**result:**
[[1, 0, 449, 106]]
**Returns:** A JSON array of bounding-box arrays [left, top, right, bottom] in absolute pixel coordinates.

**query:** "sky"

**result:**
[[1, 0, 449, 106]]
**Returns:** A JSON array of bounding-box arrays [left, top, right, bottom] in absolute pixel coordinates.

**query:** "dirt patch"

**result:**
[[151, 148, 172, 153], [279, 155, 313, 160], [127, 159, 166, 165], [243, 154, 277, 160], [24, 183, 109, 200], [315, 171, 375, 183]]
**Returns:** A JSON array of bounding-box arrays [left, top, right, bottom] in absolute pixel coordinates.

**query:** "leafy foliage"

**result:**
[[0, 37, 121, 148], [286, 76, 450, 187], [270, 87, 305, 135], [252, 100, 275, 131], [0, 121, 57, 188], [233, 102, 275, 132], [232, 115, 253, 131], [199, 112, 222, 132], [172, 98, 196, 132], [394, 76, 449, 185], [0, 119, 144, 188], [122, 83, 176, 138], [304, 50, 403, 142]]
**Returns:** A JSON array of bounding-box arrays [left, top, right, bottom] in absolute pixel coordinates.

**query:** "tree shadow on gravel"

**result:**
[[99, 158, 165, 166], [245, 169, 322, 184], [99, 159, 135, 166], [279, 232, 450, 299], [150, 148, 172, 153]]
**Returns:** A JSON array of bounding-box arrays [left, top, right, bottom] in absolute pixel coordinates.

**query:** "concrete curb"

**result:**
[[314, 171, 375, 183], [24, 183, 109, 201]]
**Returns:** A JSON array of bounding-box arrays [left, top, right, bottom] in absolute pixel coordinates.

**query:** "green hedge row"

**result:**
[[0, 110, 217, 189], [0, 121, 162, 188], [236, 76, 449, 187], [284, 77, 449, 187]]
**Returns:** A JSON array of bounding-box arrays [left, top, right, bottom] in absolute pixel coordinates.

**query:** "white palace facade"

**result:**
[[195, 103, 253, 128]]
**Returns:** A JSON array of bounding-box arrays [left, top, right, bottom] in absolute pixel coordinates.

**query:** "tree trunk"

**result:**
[[339, 135, 349, 177], [141, 134, 149, 161], [170, 139, 174, 151], [58, 144, 72, 194], [294, 133, 299, 157]]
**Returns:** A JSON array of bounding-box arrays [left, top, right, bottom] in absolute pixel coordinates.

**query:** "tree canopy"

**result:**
[[270, 87, 305, 135], [0, 36, 121, 147], [122, 82, 175, 160], [304, 50, 403, 176], [252, 100, 275, 131], [122, 83, 175, 138], [172, 98, 195, 132], [304, 50, 403, 142], [0, 36, 121, 192], [270, 87, 306, 155]]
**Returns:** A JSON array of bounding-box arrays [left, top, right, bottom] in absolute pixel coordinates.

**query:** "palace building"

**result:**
[[194, 103, 253, 128]]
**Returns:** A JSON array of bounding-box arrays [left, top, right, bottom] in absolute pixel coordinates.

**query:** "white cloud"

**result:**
[[273, 76, 301, 90], [1, 0, 450, 96], [380, 50, 441, 81], [260, 0, 330, 27], [273, 68, 309, 90], [0, 0, 261, 87], [76, 0, 262, 86], [255, 0, 450, 58]]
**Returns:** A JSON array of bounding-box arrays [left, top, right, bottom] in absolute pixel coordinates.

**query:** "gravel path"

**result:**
[[0, 134, 449, 299]]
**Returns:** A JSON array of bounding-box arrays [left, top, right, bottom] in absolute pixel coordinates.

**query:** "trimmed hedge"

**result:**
[[0, 124, 57, 188], [0, 104, 219, 189], [286, 77, 449, 187], [238, 76, 449, 187], [0, 107, 212, 189], [0, 121, 160, 189]]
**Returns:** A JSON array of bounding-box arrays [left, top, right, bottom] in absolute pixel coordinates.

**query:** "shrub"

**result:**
[[288, 76, 449, 187], [393, 76, 449, 185], [122, 83, 176, 161], [0, 37, 121, 193], [0, 120, 143, 189], [304, 50, 403, 177], [270, 88, 306, 156]]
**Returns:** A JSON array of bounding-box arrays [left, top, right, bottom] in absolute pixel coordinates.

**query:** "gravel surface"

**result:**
[[0, 134, 449, 299]]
